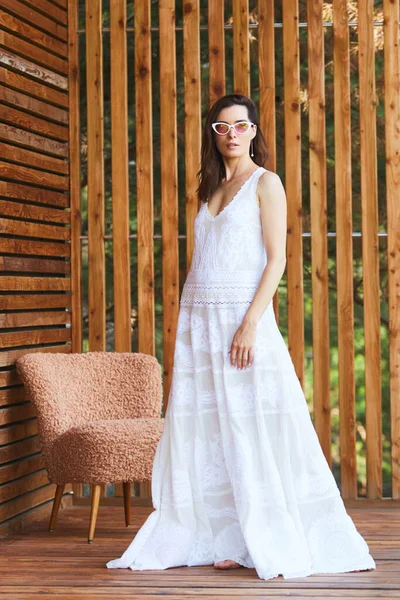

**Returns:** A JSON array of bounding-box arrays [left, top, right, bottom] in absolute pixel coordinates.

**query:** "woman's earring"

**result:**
[[250, 139, 254, 157]]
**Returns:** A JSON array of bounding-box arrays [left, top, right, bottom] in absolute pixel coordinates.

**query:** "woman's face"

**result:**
[[213, 105, 256, 159]]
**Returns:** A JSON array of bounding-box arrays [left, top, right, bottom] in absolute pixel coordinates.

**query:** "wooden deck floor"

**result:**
[[1, 504, 400, 599]]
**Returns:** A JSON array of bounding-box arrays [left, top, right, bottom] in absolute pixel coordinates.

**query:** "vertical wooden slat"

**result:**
[[86, 0, 105, 351], [307, 0, 330, 464], [110, 0, 130, 353], [68, 0, 81, 356], [333, 0, 357, 498], [258, 0, 279, 319], [68, 0, 82, 502], [233, 0, 250, 95], [183, 0, 201, 269], [136, 0, 154, 501], [282, 0, 304, 386], [110, 0, 130, 501], [159, 0, 179, 410], [383, 0, 400, 499], [358, 0, 382, 498], [208, 0, 225, 106], [136, 0, 155, 358]]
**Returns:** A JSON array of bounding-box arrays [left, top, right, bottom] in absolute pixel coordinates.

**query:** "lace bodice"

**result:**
[[181, 166, 268, 306]]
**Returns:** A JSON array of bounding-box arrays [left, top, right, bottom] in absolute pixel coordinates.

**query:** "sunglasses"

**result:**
[[211, 120, 255, 135]]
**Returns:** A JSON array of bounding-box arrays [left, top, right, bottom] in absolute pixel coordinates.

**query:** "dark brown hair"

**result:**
[[196, 94, 269, 203]]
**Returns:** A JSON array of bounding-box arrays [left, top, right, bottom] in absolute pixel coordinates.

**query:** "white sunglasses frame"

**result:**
[[211, 120, 255, 135]]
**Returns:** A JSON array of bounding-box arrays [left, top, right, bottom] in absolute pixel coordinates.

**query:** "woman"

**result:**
[[107, 94, 376, 580]]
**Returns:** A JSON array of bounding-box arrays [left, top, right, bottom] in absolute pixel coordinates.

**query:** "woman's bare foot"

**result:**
[[214, 559, 242, 569]]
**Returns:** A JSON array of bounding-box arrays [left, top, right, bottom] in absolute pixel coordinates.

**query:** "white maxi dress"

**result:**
[[107, 166, 376, 580]]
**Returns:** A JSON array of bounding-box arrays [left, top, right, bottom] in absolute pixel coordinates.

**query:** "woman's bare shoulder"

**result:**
[[256, 170, 284, 205]]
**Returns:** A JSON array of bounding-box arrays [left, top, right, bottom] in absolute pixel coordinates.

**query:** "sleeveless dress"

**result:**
[[106, 166, 376, 580]]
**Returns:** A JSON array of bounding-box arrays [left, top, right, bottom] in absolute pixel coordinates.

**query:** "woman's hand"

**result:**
[[228, 320, 257, 369]]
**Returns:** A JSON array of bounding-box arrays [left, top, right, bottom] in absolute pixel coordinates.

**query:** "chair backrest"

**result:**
[[16, 351, 163, 448]]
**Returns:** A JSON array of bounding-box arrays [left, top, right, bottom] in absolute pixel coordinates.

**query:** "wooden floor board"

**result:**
[[0, 506, 399, 599]]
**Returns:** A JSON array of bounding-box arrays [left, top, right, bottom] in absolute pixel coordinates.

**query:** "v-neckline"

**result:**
[[205, 166, 263, 220]]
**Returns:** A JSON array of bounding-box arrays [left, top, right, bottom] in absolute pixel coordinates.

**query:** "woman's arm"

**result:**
[[229, 171, 287, 370], [243, 171, 287, 326]]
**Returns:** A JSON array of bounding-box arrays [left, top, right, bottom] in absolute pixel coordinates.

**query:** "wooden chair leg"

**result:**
[[123, 482, 131, 527], [49, 484, 65, 531], [88, 484, 101, 544]]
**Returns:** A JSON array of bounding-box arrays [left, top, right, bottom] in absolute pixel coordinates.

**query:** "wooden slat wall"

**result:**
[[333, 0, 357, 498], [358, 0, 382, 499], [1, 0, 399, 514], [0, 0, 72, 536], [307, 0, 331, 464], [383, 0, 400, 499]]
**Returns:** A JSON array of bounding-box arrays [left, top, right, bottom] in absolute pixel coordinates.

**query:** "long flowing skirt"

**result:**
[[106, 300, 376, 580]]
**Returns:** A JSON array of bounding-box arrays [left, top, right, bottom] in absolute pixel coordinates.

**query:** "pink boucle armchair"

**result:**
[[16, 351, 165, 542]]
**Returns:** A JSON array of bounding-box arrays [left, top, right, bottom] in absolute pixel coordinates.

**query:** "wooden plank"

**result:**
[[383, 0, 400, 499], [0, 311, 71, 329], [183, 0, 201, 273], [0, 483, 56, 523], [0, 470, 49, 504], [0, 49, 68, 90], [0, 181, 69, 207], [0, 238, 70, 258], [0, 369, 18, 388], [0, 487, 71, 538], [0, 329, 71, 351], [0, 255, 70, 275], [358, 0, 382, 499], [0, 86, 68, 127], [0, 0, 67, 43], [0, 345, 71, 369], [0, 30, 68, 75], [0, 142, 68, 174], [0, 199, 70, 224], [0, 124, 68, 158], [0, 68, 69, 108], [159, 0, 179, 410], [0, 218, 70, 241], [282, 0, 304, 386], [0, 404, 36, 428], [0, 421, 38, 447], [332, 0, 357, 499], [258, 0, 279, 320], [0, 10, 67, 58], [67, 0, 82, 356], [0, 104, 68, 142], [135, 0, 155, 358], [110, 0, 130, 354], [307, 0, 330, 464], [0, 295, 71, 311], [18, 0, 68, 26], [0, 436, 40, 464], [0, 276, 70, 291], [0, 162, 68, 190], [0, 454, 44, 484], [86, 0, 105, 351], [208, 0, 225, 105], [0, 388, 25, 407], [233, 0, 250, 95]]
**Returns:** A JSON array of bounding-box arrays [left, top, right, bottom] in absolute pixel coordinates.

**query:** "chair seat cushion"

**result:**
[[49, 418, 165, 484]]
